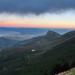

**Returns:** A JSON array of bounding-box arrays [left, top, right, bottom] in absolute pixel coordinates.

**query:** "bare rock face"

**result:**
[[57, 68, 75, 75], [46, 31, 61, 40]]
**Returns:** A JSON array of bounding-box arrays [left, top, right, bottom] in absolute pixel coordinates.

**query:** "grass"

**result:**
[[71, 69, 75, 75]]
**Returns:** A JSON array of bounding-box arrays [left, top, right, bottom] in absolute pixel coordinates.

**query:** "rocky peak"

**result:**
[[46, 31, 61, 39]]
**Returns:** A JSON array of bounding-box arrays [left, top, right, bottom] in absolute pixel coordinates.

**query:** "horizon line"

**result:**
[[0, 26, 74, 29]]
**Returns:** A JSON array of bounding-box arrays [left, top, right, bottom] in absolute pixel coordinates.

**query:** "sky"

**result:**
[[0, 0, 75, 29]]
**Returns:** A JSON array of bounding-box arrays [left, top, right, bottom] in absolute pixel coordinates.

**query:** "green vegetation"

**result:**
[[0, 31, 75, 75], [71, 71, 75, 75]]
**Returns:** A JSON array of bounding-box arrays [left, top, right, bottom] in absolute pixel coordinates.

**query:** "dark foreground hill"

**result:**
[[0, 31, 75, 75], [39, 33, 75, 75]]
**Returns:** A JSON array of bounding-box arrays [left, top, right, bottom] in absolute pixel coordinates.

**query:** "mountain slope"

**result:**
[[13, 31, 61, 53], [37, 32, 75, 75], [0, 31, 75, 75], [62, 31, 75, 40]]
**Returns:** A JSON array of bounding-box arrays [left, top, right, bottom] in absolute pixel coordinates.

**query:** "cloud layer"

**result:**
[[0, 0, 75, 14], [0, 10, 75, 29]]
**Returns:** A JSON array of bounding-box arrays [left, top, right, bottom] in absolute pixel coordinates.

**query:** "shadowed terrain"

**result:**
[[0, 31, 75, 75]]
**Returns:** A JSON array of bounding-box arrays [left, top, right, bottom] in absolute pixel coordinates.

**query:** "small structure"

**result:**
[[32, 49, 36, 52]]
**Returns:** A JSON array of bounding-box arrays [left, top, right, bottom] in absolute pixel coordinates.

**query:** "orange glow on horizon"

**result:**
[[0, 20, 75, 29], [0, 23, 75, 29]]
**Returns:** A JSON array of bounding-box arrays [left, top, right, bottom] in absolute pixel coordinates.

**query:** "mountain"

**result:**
[[0, 30, 61, 57], [0, 27, 72, 49], [0, 28, 48, 49], [62, 31, 75, 39], [0, 31, 75, 75], [0, 27, 72, 34], [0, 27, 48, 36], [44, 30, 60, 40], [35, 31, 75, 75], [0, 28, 49, 49], [0, 33, 36, 49], [11, 30, 62, 55]]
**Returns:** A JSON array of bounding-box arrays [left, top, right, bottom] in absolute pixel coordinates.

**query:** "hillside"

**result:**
[[38, 32, 75, 75], [0, 31, 75, 75], [12, 30, 62, 53]]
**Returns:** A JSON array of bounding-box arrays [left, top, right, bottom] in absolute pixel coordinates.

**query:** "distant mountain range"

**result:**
[[0, 27, 72, 34], [0, 27, 72, 49], [0, 28, 48, 49]]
